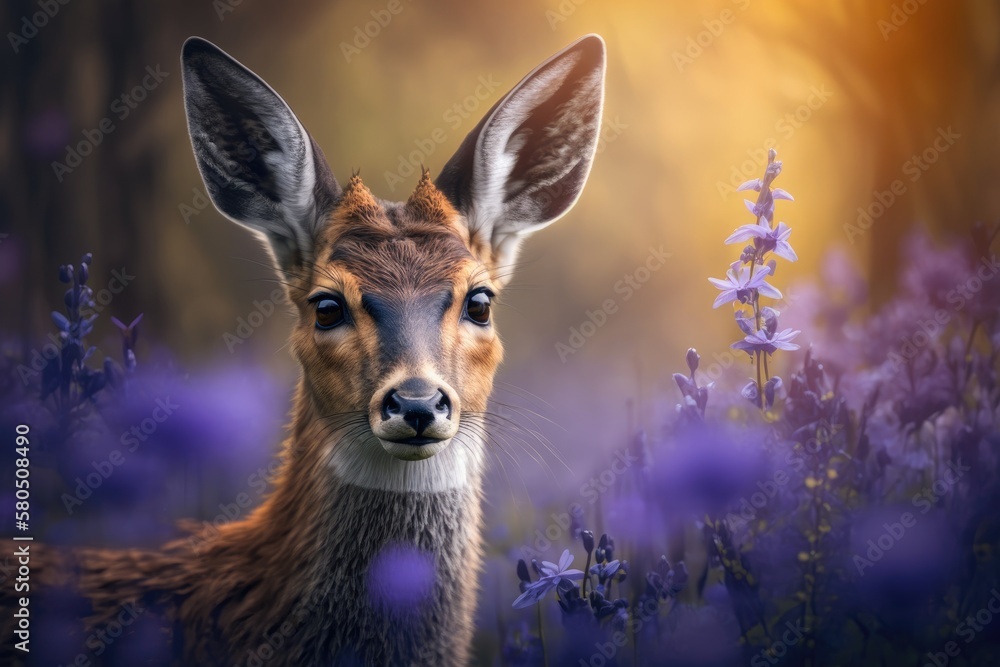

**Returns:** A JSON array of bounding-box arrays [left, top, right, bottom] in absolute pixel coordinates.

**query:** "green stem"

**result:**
[[755, 350, 763, 409], [963, 320, 980, 384], [537, 603, 548, 667]]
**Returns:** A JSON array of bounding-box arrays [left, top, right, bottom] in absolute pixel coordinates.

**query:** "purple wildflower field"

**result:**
[[3, 149, 998, 666], [3, 3, 1000, 665]]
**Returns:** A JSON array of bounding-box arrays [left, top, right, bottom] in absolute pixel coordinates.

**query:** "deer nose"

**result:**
[[381, 386, 452, 436]]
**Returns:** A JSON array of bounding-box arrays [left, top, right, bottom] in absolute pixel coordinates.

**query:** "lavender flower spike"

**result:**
[[709, 261, 782, 308]]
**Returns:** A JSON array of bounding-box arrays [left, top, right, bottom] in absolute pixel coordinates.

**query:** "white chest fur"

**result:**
[[328, 431, 485, 493]]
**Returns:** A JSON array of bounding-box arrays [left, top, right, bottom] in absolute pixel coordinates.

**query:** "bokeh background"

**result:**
[[3, 0, 1000, 663], [4, 0, 999, 474]]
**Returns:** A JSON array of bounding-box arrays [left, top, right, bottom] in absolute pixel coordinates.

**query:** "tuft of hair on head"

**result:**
[[406, 169, 458, 226], [339, 173, 385, 224]]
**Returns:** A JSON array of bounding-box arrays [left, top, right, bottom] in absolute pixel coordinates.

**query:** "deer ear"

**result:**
[[181, 37, 340, 271], [436, 34, 606, 281]]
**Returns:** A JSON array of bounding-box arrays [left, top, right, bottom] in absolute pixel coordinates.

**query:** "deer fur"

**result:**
[[3, 34, 605, 666]]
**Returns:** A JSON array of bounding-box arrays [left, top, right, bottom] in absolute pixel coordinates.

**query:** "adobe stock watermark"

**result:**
[[80, 267, 136, 316], [886, 253, 998, 374], [545, 0, 586, 30], [852, 459, 969, 576], [7, 0, 72, 54], [237, 580, 328, 667], [340, 0, 413, 63], [14, 266, 135, 386], [383, 74, 502, 192], [500, 112, 626, 239], [179, 138, 261, 224], [213, 0, 245, 21], [187, 460, 282, 555], [878, 0, 932, 41], [594, 115, 628, 156], [580, 596, 660, 666], [749, 619, 808, 667], [843, 126, 960, 244], [51, 65, 171, 182], [923, 588, 1000, 667], [179, 186, 210, 224], [672, 0, 752, 73], [555, 245, 671, 363], [716, 85, 834, 200], [519, 447, 638, 561], [61, 396, 181, 514], [721, 420, 845, 532], [581, 597, 738, 667], [58, 599, 146, 665], [223, 287, 286, 353]]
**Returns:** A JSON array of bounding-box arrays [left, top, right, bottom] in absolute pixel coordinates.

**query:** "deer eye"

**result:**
[[464, 290, 492, 326], [311, 294, 347, 330]]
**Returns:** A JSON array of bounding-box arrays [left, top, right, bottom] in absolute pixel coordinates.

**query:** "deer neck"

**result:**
[[252, 380, 486, 553], [216, 381, 484, 663]]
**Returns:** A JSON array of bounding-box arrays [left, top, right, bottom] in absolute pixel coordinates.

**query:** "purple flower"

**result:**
[[735, 307, 780, 337], [724, 222, 798, 262], [737, 177, 793, 223], [736, 178, 763, 193], [731, 327, 801, 357], [736, 178, 792, 200], [512, 549, 584, 609], [589, 559, 621, 581], [709, 261, 782, 308], [763, 376, 783, 408]]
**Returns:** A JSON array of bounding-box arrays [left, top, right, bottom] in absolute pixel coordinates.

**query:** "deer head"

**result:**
[[180, 35, 605, 491]]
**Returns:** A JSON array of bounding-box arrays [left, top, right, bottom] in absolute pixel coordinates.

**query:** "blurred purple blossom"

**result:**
[[652, 426, 770, 514], [368, 545, 437, 614]]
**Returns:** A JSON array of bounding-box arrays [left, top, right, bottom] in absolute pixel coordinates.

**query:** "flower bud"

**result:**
[[516, 559, 531, 584], [686, 348, 700, 375]]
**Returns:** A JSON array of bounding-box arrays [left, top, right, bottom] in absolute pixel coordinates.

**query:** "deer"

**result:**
[[3, 34, 606, 666]]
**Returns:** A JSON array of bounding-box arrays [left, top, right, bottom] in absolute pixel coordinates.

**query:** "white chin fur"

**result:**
[[378, 438, 451, 461], [330, 430, 483, 493]]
